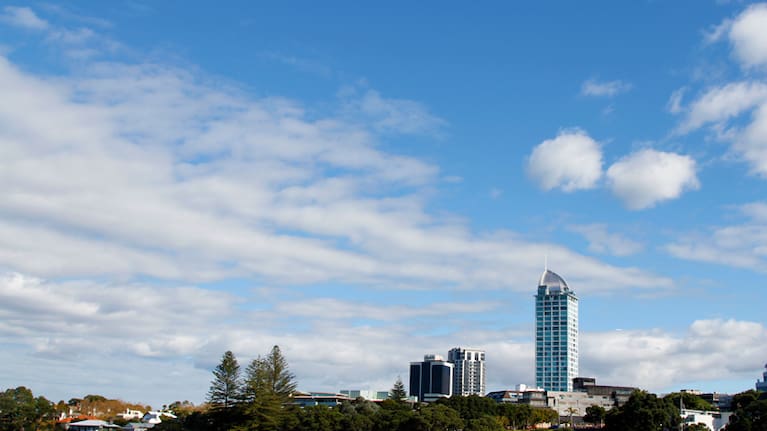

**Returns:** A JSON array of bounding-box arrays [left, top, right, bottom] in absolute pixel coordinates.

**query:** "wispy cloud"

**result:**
[[568, 224, 643, 257], [665, 201, 767, 272], [581, 78, 632, 97], [0, 6, 49, 30]]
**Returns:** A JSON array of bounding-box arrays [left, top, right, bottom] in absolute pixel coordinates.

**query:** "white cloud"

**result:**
[[678, 81, 767, 132], [728, 3, 767, 69], [527, 130, 603, 192], [581, 319, 767, 391], [666, 201, 767, 272], [0, 6, 49, 30], [737, 104, 767, 176], [568, 224, 644, 257], [340, 87, 446, 135], [666, 87, 686, 114], [676, 80, 767, 177], [1, 272, 760, 406], [606, 149, 700, 210], [703, 18, 731, 44], [0, 55, 670, 293], [740, 201, 767, 221], [581, 79, 632, 97]]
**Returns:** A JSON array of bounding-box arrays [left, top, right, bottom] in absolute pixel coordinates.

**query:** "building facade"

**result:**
[[535, 269, 579, 392], [447, 347, 486, 396], [410, 354, 454, 403], [757, 363, 767, 392]]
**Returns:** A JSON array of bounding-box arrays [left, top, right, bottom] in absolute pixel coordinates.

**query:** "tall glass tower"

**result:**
[[535, 269, 578, 392]]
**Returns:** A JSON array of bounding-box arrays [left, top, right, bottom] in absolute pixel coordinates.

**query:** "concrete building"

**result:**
[[757, 363, 767, 392], [536, 269, 579, 392], [447, 347, 486, 396], [410, 354, 454, 403], [572, 377, 635, 407]]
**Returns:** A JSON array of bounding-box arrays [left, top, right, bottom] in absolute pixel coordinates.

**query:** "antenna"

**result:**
[[544, 253, 548, 271]]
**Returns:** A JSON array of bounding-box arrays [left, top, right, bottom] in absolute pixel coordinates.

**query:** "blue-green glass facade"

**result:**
[[535, 269, 578, 392]]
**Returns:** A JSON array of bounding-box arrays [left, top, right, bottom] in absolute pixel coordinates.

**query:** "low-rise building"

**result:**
[[681, 408, 733, 431], [116, 410, 144, 421], [339, 389, 390, 401], [292, 392, 353, 407], [67, 420, 122, 431]]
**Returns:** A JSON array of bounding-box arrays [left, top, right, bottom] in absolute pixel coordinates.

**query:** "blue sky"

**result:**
[[1, 1, 766, 408]]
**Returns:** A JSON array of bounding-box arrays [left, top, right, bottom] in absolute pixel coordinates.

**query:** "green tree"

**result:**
[[530, 407, 558, 427], [584, 405, 607, 427], [207, 350, 243, 409], [292, 405, 344, 431], [497, 402, 533, 430], [725, 390, 767, 431], [238, 346, 298, 431], [0, 386, 55, 431], [605, 390, 680, 431], [265, 345, 297, 401], [664, 392, 716, 412], [389, 378, 407, 402], [373, 400, 415, 431], [417, 403, 464, 431], [464, 415, 505, 431], [437, 395, 498, 423]]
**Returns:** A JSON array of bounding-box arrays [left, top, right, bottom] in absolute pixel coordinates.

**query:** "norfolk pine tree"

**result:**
[[389, 377, 407, 402], [207, 350, 243, 409]]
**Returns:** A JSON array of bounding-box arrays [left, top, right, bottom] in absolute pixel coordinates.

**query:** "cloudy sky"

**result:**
[[1, 1, 767, 408]]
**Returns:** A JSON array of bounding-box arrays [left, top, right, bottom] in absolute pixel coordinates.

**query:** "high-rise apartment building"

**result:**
[[535, 269, 578, 392], [447, 347, 486, 396], [757, 363, 767, 392], [409, 354, 454, 402]]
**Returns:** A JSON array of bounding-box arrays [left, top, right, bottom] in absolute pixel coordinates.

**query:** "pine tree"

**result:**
[[265, 345, 297, 402], [239, 346, 297, 431], [389, 377, 407, 402], [207, 350, 242, 409]]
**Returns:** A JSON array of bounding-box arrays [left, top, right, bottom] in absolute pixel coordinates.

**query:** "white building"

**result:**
[[339, 389, 390, 401], [536, 269, 579, 392], [116, 409, 143, 420], [141, 411, 176, 424], [680, 409, 732, 431], [447, 347, 486, 396]]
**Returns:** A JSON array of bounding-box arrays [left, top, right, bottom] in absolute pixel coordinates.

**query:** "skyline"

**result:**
[[1, 1, 767, 408]]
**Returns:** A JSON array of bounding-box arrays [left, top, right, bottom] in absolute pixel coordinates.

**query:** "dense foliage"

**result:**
[[605, 390, 681, 431], [0, 387, 56, 431], [724, 390, 767, 431], [663, 392, 716, 412]]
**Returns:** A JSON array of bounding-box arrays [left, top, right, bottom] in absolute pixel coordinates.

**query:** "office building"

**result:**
[[535, 268, 578, 392], [448, 347, 486, 396], [757, 363, 767, 392], [410, 354, 454, 402]]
